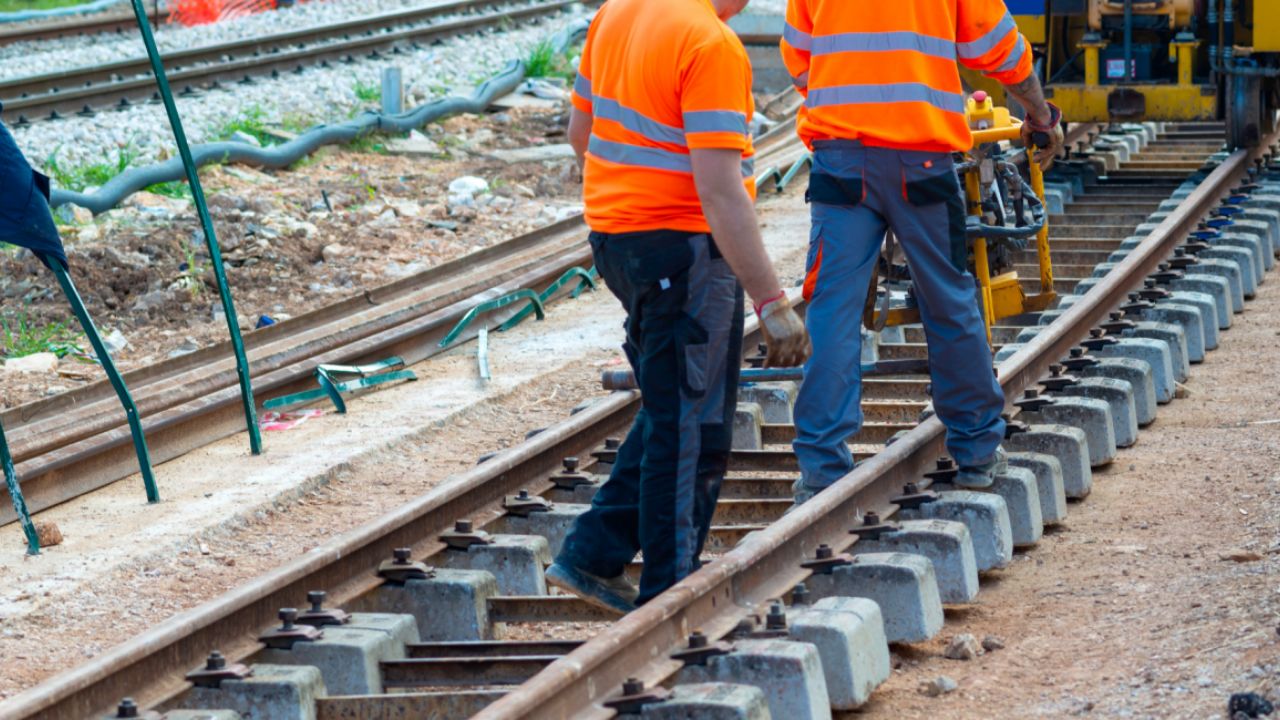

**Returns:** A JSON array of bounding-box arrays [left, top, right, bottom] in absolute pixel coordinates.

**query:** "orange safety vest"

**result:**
[[780, 0, 1033, 152], [572, 0, 757, 235]]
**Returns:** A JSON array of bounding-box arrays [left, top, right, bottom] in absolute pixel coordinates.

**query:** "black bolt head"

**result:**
[[393, 547, 411, 563], [623, 678, 644, 695], [307, 591, 325, 611], [207, 651, 226, 670], [792, 582, 810, 605], [117, 698, 139, 718], [815, 544, 833, 559], [605, 437, 621, 449], [1070, 347, 1084, 358], [1025, 388, 1040, 399], [563, 457, 580, 472], [280, 608, 298, 627], [904, 482, 920, 494], [1090, 328, 1104, 338], [864, 511, 881, 526], [455, 519, 473, 533], [937, 458, 955, 470], [517, 489, 530, 500], [688, 631, 707, 648]]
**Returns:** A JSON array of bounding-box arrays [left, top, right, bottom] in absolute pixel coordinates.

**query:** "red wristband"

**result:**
[[754, 290, 787, 317]]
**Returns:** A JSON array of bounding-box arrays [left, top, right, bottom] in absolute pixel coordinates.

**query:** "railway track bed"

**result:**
[[3, 122, 1280, 719]]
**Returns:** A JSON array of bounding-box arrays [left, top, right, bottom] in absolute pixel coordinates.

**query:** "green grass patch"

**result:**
[[0, 308, 83, 361], [353, 80, 380, 104], [145, 180, 191, 199], [211, 105, 276, 146], [0, 0, 91, 12], [524, 39, 576, 82], [345, 133, 387, 155], [45, 141, 138, 193]]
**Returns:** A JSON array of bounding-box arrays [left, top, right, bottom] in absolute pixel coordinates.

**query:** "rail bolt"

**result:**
[[116, 698, 139, 718]]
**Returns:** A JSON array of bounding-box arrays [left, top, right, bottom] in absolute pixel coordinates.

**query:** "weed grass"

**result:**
[[45, 141, 138, 193], [211, 105, 276, 146], [0, 0, 89, 11], [524, 39, 576, 82], [0, 308, 83, 360], [353, 80, 380, 104]]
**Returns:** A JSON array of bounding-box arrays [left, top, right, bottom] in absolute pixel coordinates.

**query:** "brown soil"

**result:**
[[852, 281, 1280, 719], [0, 105, 583, 409]]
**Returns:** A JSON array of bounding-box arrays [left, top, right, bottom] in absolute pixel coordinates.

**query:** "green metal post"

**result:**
[[0, 419, 40, 555], [46, 256, 160, 503], [127, 0, 263, 454]]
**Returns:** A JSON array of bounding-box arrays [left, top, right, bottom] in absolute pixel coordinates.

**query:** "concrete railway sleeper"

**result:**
[[4, 124, 1278, 720]]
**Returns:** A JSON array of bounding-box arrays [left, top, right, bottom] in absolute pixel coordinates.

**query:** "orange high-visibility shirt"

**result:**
[[779, 0, 1034, 152], [572, 0, 757, 235]]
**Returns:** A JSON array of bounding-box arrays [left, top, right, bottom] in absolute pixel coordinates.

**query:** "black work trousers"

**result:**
[[558, 229, 744, 604]]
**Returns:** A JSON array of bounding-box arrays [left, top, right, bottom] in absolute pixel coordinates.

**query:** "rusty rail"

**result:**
[[472, 133, 1278, 719]]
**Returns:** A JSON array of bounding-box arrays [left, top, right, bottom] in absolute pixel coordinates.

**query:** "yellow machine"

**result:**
[[865, 92, 1056, 345], [962, 0, 1280, 149]]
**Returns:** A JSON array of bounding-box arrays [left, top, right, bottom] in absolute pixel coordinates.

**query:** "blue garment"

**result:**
[[793, 140, 1005, 489], [0, 114, 65, 268], [558, 229, 744, 605]]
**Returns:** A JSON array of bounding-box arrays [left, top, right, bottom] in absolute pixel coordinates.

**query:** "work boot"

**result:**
[[954, 447, 1008, 489], [545, 561, 637, 615], [790, 478, 824, 510]]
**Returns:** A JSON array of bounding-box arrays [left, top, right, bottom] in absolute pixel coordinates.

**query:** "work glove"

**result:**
[[758, 294, 811, 368], [1021, 102, 1064, 172]]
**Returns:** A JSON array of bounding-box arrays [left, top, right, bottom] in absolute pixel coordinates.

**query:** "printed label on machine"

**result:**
[[1105, 59, 1136, 80]]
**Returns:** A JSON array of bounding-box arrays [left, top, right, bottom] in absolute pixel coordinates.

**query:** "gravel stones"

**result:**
[[943, 633, 982, 661], [918, 675, 958, 697]]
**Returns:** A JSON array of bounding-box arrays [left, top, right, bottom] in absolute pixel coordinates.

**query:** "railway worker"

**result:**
[[781, 0, 1065, 503], [544, 0, 811, 613]]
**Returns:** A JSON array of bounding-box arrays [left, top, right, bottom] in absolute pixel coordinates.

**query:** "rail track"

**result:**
[[0, 3, 167, 46], [2, 119, 1277, 720], [0, 0, 582, 125]]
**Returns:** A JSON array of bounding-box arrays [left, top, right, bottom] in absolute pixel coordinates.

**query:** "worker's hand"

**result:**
[[1021, 102, 1064, 171], [758, 295, 811, 368]]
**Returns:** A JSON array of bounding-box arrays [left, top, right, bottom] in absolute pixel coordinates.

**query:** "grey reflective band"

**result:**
[[812, 30, 955, 61], [593, 96, 686, 146], [588, 136, 755, 179], [806, 83, 966, 114], [574, 73, 592, 100], [791, 72, 808, 90], [589, 135, 692, 174], [783, 21, 812, 51], [994, 35, 1026, 72], [957, 12, 1016, 59], [683, 110, 749, 136]]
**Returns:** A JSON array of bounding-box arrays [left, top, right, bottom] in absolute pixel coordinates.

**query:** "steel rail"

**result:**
[[1, 0, 579, 123], [0, 125, 802, 526], [473, 131, 1280, 719], [0, 4, 167, 45]]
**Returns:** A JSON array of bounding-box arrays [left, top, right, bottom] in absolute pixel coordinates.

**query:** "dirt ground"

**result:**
[[854, 280, 1280, 718], [0, 104, 584, 409]]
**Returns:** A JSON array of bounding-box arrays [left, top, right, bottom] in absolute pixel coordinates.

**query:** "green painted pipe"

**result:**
[[46, 255, 159, 503], [0, 419, 40, 555], [127, 0, 263, 454]]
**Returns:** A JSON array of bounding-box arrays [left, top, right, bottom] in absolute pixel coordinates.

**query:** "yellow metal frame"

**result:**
[[867, 110, 1056, 346], [1046, 34, 1217, 122]]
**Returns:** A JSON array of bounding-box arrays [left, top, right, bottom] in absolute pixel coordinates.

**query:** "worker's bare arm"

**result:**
[[689, 147, 781, 305], [1002, 73, 1052, 125], [568, 107, 592, 169]]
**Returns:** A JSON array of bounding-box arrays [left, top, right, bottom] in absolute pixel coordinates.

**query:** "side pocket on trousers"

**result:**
[[806, 172, 864, 207], [902, 152, 960, 206], [677, 313, 711, 398]]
